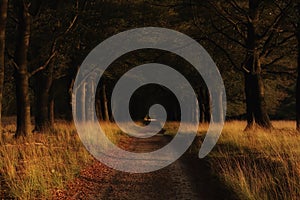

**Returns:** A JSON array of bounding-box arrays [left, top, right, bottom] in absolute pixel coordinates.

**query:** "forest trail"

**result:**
[[53, 135, 235, 200]]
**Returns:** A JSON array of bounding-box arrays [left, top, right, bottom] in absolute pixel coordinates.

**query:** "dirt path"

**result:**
[[53, 135, 236, 200]]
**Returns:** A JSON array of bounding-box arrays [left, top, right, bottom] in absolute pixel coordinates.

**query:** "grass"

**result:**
[[1, 120, 299, 199], [0, 121, 121, 199], [193, 121, 300, 200]]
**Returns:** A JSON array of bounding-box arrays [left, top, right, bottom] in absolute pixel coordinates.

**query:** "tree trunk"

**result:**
[[102, 84, 110, 121], [297, 2, 300, 132], [34, 65, 53, 131], [80, 82, 86, 122], [96, 89, 103, 121], [35, 85, 49, 131], [35, 75, 52, 131], [85, 79, 95, 122], [14, 1, 31, 137], [204, 88, 211, 122], [199, 103, 205, 123], [244, 0, 272, 130], [48, 88, 54, 126], [199, 86, 210, 123], [0, 0, 8, 130], [194, 95, 199, 122], [213, 91, 224, 123], [244, 72, 272, 130]]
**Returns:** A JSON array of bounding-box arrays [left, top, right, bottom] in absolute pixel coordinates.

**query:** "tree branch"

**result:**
[[145, 1, 194, 9], [8, 59, 19, 70], [197, 36, 242, 72], [258, 1, 292, 40], [29, 51, 57, 77], [29, 0, 81, 77], [260, 33, 295, 58], [221, 7, 247, 40], [211, 19, 247, 48], [263, 55, 285, 68], [229, 0, 248, 17], [264, 69, 296, 76]]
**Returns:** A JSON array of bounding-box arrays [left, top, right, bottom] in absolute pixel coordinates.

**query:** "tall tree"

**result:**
[[32, 0, 80, 131], [0, 0, 8, 130], [12, 0, 42, 136], [191, 0, 293, 130], [243, 0, 272, 130], [34, 62, 55, 131], [13, 0, 32, 137]]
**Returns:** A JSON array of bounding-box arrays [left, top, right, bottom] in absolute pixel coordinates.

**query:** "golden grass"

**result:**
[[1, 120, 299, 199], [0, 121, 121, 199], [200, 121, 300, 200]]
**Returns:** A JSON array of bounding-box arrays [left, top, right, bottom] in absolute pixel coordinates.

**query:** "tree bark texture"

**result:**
[[14, 0, 32, 137], [244, 0, 272, 130]]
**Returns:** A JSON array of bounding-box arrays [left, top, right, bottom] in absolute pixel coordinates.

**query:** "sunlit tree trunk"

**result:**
[[14, 0, 31, 137], [244, 0, 272, 130], [0, 0, 8, 130]]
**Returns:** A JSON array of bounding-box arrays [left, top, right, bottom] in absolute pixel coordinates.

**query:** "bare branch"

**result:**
[[8, 59, 19, 70], [209, 1, 247, 25], [258, 1, 292, 40], [221, 7, 247, 40], [63, 15, 78, 35], [29, 0, 81, 77], [5, 48, 19, 70], [260, 33, 295, 58], [145, 1, 194, 9], [29, 51, 57, 77], [277, 33, 296, 46], [260, 32, 275, 58], [229, 0, 248, 16], [265, 69, 296, 76], [263, 55, 285, 68], [53, 5, 79, 42], [8, 9, 18, 24], [242, 65, 250, 73], [198, 36, 242, 72], [211, 19, 247, 49]]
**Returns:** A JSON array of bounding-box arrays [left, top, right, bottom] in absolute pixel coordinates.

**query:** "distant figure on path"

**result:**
[[143, 114, 166, 135]]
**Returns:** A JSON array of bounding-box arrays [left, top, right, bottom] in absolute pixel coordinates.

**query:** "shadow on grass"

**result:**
[[190, 135, 299, 200], [0, 174, 13, 199], [181, 153, 239, 200]]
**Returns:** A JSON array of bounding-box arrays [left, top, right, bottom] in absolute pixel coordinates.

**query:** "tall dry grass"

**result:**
[[0, 121, 121, 199], [199, 121, 300, 200], [1, 120, 299, 199]]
